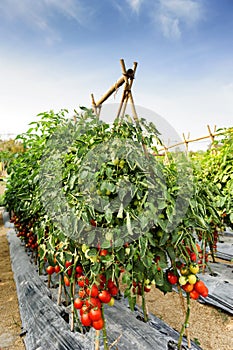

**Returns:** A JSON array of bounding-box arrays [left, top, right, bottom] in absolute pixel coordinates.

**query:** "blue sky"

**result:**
[[1, 0, 233, 149]]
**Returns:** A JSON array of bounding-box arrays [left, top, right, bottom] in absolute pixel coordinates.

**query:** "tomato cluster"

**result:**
[[74, 275, 118, 330], [167, 260, 208, 300], [12, 215, 38, 251]]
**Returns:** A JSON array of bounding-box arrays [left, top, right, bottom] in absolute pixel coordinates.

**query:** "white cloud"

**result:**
[[155, 0, 204, 39], [0, 0, 93, 44], [126, 0, 144, 13]]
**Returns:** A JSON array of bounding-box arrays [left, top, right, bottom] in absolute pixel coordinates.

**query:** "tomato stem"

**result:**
[[178, 292, 191, 349], [141, 279, 148, 322], [101, 305, 109, 350]]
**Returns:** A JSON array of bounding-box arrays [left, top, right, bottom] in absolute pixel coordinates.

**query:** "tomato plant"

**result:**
[[5, 107, 229, 349]]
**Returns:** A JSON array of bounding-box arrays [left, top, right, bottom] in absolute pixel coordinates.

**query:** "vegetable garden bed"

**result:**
[[7, 224, 202, 350]]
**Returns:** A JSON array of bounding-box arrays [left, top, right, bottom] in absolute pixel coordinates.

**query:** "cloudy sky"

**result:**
[[0, 0, 233, 149]]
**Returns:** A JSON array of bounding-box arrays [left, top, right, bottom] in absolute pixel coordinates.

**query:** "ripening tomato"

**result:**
[[74, 297, 83, 309], [182, 283, 194, 293], [144, 285, 151, 292], [46, 266, 55, 275], [78, 288, 87, 299], [80, 305, 90, 316], [180, 266, 189, 276], [92, 317, 104, 330], [64, 275, 70, 287], [81, 313, 92, 327], [98, 290, 111, 303], [89, 308, 102, 322]]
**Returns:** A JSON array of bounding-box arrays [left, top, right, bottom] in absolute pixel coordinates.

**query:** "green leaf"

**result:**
[[139, 236, 148, 258]]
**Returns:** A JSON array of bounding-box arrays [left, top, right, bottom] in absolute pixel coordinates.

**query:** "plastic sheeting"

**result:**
[[6, 228, 202, 350]]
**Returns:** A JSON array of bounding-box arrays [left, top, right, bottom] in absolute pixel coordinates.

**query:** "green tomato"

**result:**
[[108, 297, 115, 307], [189, 263, 199, 275], [179, 276, 187, 286], [188, 274, 197, 285], [119, 160, 125, 169]]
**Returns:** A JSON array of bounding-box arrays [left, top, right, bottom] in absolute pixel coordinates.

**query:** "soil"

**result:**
[[0, 182, 232, 350], [0, 217, 25, 350]]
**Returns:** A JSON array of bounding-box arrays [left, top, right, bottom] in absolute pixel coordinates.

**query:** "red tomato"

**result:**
[[85, 297, 102, 309], [78, 276, 89, 288], [194, 280, 207, 296], [74, 298, 83, 309], [99, 249, 108, 256], [190, 252, 197, 262], [167, 271, 178, 285], [81, 313, 92, 327], [65, 261, 72, 269], [109, 285, 118, 296], [87, 284, 99, 297], [80, 305, 90, 316], [46, 266, 55, 275], [90, 219, 97, 227], [76, 265, 83, 274], [107, 279, 115, 289], [89, 308, 102, 322], [144, 285, 151, 292], [98, 290, 111, 303], [190, 290, 200, 300], [200, 286, 209, 298], [92, 317, 104, 330], [78, 288, 87, 299], [99, 274, 106, 284], [54, 265, 60, 274]]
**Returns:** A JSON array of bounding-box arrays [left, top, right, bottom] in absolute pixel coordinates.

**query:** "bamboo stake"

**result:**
[[57, 274, 62, 305], [207, 125, 215, 145], [159, 127, 233, 152], [70, 282, 76, 332], [94, 75, 126, 108], [116, 59, 137, 120], [95, 330, 100, 350], [109, 333, 123, 349], [120, 62, 138, 118], [182, 133, 189, 154]]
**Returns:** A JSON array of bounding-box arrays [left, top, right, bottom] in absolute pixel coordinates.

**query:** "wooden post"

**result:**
[[182, 133, 189, 154], [207, 125, 215, 144]]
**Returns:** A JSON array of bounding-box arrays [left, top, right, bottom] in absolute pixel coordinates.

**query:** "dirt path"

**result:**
[[0, 212, 25, 350]]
